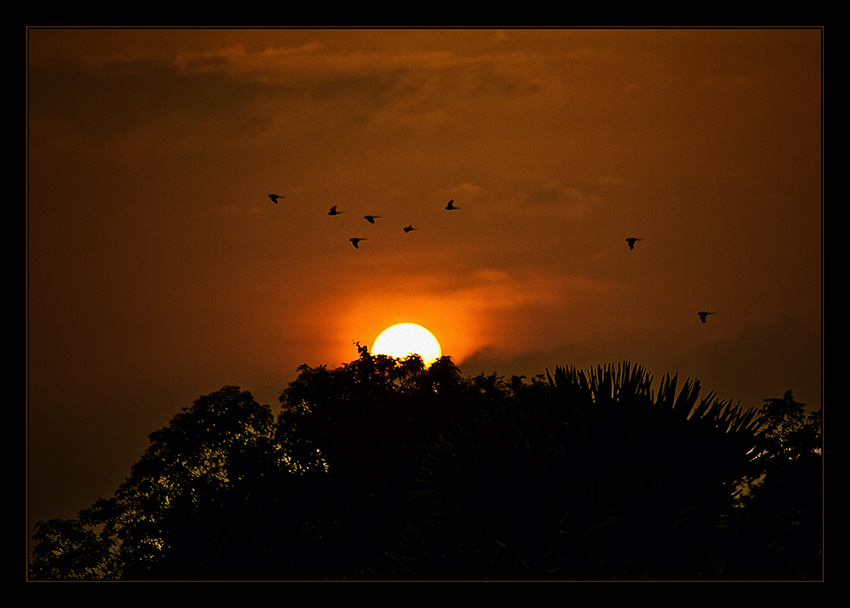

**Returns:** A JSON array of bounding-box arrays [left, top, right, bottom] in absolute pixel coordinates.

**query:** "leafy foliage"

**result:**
[[724, 391, 823, 579], [28, 355, 822, 580], [273, 349, 511, 578], [388, 363, 763, 579], [31, 386, 292, 579], [29, 516, 117, 580]]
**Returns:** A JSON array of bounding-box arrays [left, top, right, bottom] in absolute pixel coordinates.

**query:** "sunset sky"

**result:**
[[27, 27, 823, 529]]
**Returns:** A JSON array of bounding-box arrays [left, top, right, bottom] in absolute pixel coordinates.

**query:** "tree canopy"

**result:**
[[29, 352, 823, 581]]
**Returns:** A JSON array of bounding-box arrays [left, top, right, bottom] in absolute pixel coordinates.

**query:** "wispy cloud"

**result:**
[[166, 41, 565, 133], [491, 182, 605, 220]]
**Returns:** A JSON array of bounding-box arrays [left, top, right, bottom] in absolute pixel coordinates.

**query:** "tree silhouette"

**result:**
[[274, 349, 509, 578], [31, 386, 293, 579], [29, 357, 822, 580], [29, 515, 118, 580], [722, 391, 823, 579], [385, 363, 763, 579]]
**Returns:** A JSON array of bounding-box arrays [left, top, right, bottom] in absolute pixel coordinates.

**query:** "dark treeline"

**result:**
[[28, 350, 823, 581]]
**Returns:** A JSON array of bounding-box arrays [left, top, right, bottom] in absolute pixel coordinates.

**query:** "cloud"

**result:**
[[462, 308, 822, 416], [166, 41, 565, 133], [495, 182, 605, 220], [172, 41, 561, 98], [434, 182, 483, 200], [674, 309, 822, 410], [29, 33, 574, 165]]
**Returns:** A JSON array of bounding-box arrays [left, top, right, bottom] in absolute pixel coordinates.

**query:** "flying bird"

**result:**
[[625, 237, 643, 250], [697, 311, 717, 323], [364, 215, 381, 224], [445, 199, 460, 210], [329, 205, 344, 216], [349, 237, 367, 249], [403, 225, 418, 233], [268, 194, 285, 204]]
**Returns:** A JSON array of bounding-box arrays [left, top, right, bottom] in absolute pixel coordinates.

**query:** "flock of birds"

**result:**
[[267, 193, 460, 250], [267, 193, 716, 324]]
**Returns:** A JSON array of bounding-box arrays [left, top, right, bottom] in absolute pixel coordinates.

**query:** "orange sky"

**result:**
[[27, 27, 823, 530]]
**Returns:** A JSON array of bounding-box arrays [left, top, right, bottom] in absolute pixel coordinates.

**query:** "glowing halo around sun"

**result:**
[[371, 323, 442, 366]]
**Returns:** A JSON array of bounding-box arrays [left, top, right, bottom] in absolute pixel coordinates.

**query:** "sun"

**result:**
[[371, 323, 442, 365]]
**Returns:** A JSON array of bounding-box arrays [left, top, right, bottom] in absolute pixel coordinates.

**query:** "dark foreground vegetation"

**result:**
[[29, 351, 822, 581]]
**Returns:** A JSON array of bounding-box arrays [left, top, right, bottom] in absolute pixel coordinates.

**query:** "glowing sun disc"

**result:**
[[372, 323, 442, 365]]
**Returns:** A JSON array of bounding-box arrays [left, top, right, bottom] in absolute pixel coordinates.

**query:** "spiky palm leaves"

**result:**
[[390, 363, 760, 580]]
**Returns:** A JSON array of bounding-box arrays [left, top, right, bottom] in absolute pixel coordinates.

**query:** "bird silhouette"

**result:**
[[268, 194, 285, 204], [625, 237, 643, 250], [445, 199, 460, 210], [403, 225, 418, 233], [364, 215, 381, 224], [349, 237, 367, 249], [697, 311, 717, 323], [329, 205, 344, 216]]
